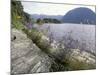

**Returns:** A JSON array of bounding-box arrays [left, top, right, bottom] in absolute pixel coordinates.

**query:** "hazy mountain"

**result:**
[[62, 7, 96, 25], [30, 14, 63, 20]]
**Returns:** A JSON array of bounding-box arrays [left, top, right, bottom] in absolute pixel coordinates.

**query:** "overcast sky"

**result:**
[[21, 0, 96, 15]]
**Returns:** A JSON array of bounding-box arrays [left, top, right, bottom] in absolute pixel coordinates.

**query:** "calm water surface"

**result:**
[[34, 23, 96, 54]]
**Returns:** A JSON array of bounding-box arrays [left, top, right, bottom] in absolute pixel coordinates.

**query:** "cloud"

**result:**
[[21, 1, 95, 15]]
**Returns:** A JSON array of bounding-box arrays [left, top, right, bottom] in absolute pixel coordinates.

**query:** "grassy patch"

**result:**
[[64, 58, 96, 70]]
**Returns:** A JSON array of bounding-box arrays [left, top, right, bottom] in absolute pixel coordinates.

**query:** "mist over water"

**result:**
[[34, 23, 96, 54]]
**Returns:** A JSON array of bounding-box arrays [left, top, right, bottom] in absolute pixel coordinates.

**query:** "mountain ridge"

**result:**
[[30, 14, 63, 20], [62, 7, 96, 25]]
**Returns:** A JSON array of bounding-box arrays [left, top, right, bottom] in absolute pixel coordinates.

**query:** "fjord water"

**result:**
[[35, 23, 96, 54]]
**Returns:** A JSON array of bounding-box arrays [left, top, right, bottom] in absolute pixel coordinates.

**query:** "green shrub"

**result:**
[[65, 58, 96, 70], [12, 21, 25, 30]]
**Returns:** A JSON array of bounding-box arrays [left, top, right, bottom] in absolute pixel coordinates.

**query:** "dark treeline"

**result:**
[[36, 18, 61, 24], [43, 18, 61, 23]]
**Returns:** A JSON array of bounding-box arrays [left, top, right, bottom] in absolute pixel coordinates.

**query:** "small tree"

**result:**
[[36, 18, 44, 25]]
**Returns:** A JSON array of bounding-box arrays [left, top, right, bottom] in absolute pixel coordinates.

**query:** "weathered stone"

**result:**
[[64, 49, 96, 70], [11, 29, 52, 74]]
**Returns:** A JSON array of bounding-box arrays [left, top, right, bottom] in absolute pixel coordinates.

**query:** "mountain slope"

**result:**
[[31, 14, 63, 20], [62, 7, 96, 25], [11, 0, 31, 29]]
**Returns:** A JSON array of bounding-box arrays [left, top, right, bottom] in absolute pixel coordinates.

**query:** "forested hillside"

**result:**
[[11, 0, 31, 29], [62, 7, 96, 25]]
